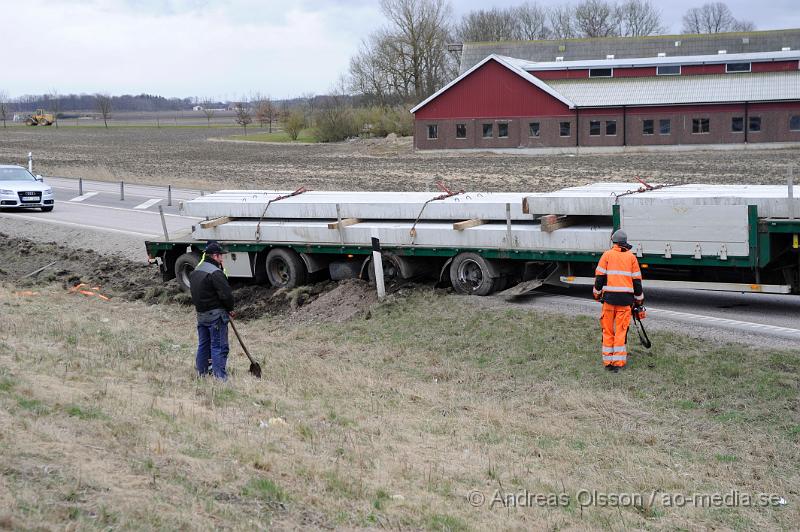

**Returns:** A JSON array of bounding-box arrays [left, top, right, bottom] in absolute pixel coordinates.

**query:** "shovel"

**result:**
[[229, 317, 262, 378]]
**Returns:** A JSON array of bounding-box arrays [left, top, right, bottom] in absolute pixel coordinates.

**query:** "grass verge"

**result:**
[[0, 283, 796, 530]]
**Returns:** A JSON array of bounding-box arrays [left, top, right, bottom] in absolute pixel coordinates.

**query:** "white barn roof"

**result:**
[[547, 71, 800, 107], [511, 49, 800, 71]]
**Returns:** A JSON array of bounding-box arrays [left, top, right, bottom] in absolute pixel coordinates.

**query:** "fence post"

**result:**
[[28, 152, 33, 173], [78, 178, 83, 196], [168, 185, 172, 206], [120, 181, 125, 201], [371, 237, 386, 300]]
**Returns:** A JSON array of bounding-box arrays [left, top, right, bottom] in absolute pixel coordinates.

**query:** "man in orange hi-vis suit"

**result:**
[[593, 230, 644, 373]]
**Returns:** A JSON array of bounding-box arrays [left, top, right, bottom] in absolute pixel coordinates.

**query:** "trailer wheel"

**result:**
[[265, 248, 307, 289], [367, 254, 402, 283], [174, 252, 200, 293], [449, 253, 500, 296]]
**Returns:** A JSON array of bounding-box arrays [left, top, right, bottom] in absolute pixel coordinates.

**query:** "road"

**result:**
[[0, 176, 202, 239], [1, 176, 798, 346]]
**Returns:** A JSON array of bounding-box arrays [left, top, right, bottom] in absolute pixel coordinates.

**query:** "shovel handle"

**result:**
[[228, 317, 256, 364]]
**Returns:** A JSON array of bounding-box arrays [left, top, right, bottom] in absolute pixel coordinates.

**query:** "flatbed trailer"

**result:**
[[145, 183, 800, 297]]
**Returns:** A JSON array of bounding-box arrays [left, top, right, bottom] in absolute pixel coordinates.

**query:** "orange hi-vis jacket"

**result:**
[[593, 244, 644, 307]]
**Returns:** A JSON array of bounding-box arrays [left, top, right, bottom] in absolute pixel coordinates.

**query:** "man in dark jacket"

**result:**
[[190, 242, 235, 380]]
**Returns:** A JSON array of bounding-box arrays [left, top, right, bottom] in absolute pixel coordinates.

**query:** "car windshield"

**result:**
[[0, 168, 36, 182]]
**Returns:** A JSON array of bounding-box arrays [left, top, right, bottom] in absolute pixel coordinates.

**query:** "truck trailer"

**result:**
[[145, 182, 800, 297]]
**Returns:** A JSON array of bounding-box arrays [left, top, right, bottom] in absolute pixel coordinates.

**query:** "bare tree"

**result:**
[[349, 0, 456, 105], [95, 94, 112, 128], [255, 98, 274, 129], [549, 5, 577, 39], [234, 101, 252, 135], [574, 0, 620, 37], [49, 89, 61, 128], [516, 2, 551, 40], [682, 2, 755, 34], [0, 90, 9, 129], [200, 99, 216, 127], [456, 8, 520, 42], [617, 0, 665, 36]]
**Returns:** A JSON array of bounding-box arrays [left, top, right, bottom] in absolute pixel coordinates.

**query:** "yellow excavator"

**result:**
[[24, 109, 55, 126]]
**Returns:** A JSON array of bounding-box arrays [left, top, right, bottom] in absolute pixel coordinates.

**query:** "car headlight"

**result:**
[[0, 189, 13, 195]]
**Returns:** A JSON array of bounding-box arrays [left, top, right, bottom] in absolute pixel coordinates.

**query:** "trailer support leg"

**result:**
[[159, 205, 170, 241]]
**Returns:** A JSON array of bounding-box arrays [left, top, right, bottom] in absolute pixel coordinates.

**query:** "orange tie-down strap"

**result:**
[[68, 283, 111, 301]]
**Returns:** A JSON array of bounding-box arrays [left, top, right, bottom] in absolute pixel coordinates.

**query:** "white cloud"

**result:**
[[4, 0, 798, 98], [4, 0, 379, 98]]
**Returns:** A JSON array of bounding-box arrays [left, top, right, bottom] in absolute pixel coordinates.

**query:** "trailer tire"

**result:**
[[174, 252, 200, 293], [449, 253, 500, 296], [265, 248, 307, 289]]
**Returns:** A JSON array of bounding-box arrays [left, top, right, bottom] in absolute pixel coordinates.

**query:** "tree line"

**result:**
[[349, 0, 756, 107]]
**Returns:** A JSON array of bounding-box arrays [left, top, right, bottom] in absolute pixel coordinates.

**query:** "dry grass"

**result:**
[[0, 283, 798, 530]]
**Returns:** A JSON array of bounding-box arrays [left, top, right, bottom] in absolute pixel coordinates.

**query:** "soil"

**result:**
[[0, 233, 380, 322], [2, 127, 799, 194]]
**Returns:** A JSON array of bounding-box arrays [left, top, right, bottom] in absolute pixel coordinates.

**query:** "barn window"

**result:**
[[482, 123, 493, 138], [642, 119, 654, 135], [749, 116, 762, 132], [589, 68, 613, 78], [657, 65, 681, 76], [791, 116, 800, 131], [731, 117, 744, 132], [692, 118, 710, 134], [589, 120, 601, 136], [559, 122, 571, 137], [498, 123, 509, 138], [659, 119, 671, 135], [456, 123, 467, 139], [726, 62, 751, 73], [427, 124, 438, 139], [606, 120, 617, 136], [529, 122, 540, 137]]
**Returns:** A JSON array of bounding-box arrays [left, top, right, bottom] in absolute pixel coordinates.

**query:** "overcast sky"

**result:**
[[4, 0, 800, 99]]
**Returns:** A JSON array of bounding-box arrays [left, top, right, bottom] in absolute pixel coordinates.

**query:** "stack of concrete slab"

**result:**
[[182, 190, 536, 221], [524, 183, 799, 218]]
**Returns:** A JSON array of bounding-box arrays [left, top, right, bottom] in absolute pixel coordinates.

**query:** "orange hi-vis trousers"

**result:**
[[600, 302, 631, 367]]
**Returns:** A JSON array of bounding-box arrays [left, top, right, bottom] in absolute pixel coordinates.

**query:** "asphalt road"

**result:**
[[2, 176, 798, 346], [0, 176, 202, 239]]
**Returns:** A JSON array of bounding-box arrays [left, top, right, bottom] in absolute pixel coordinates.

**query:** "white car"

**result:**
[[0, 165, 55, 212]]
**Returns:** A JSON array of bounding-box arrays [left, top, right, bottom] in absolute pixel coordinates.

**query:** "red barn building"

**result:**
[[411, 51, 800, 150]]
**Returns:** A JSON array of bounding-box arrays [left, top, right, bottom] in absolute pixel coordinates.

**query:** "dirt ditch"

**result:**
[[0, 233, 380, 322]]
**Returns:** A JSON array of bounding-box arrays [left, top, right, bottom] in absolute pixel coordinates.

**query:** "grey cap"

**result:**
[[611, 229, 628, 244]]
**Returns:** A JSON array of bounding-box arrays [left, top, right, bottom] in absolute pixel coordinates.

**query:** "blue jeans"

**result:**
[[196, 317, 229, 380]]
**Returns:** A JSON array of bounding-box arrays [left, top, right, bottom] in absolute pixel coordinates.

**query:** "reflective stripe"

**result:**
[[634, 294, 644, 301], [603, 286, 634, 293], [605, 270, 637, 277], [603, 354, 627, 361], [632, 271, 642, 279], [602, 346, 626, 353], [595, 266, 607, 274]]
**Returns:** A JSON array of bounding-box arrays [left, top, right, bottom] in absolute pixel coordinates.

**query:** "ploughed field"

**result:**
[[1, 126, 799, 192]]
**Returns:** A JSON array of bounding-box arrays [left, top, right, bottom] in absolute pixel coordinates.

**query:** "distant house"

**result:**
[[192, 105, 204, 111], [413, 29, 800, 150]]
